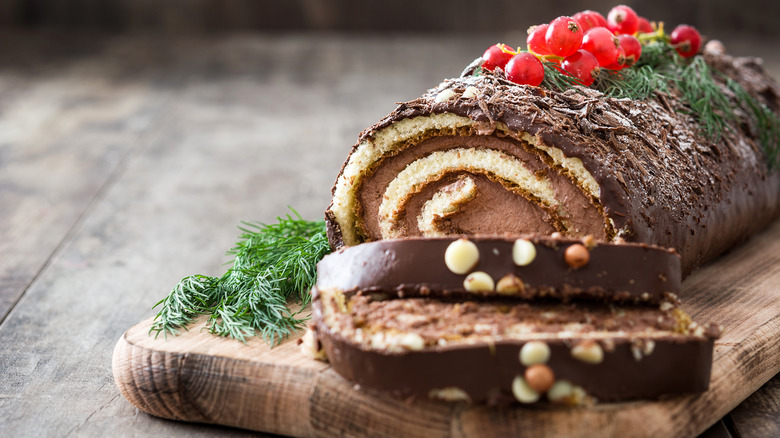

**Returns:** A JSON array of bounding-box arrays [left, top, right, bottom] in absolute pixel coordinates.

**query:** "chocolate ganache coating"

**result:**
[[326, 48, 780, 275], [316, 236, 681, 303], [312, 288, 718, 404]]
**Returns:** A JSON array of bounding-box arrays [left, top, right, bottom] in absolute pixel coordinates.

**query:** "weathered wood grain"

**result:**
[[729, 374, 780, 438], [0, 32, 489, 437], [0, 33, 175, 322], [112, 219, 780, 438], [1, 30, 779, 437]]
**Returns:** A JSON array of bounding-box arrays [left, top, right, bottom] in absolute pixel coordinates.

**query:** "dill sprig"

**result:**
[[672, 56, 735, 140], [540, 60, 581, 91], [596, 64, 669, 100], [726, 78, 780, 169], [149, 209, 330, 345]]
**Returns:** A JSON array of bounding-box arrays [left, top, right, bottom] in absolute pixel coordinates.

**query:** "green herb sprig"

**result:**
[[538, 41, 780, 166], [149, 210, 330, 345]]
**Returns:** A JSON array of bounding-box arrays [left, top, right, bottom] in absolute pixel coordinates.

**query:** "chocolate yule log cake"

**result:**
[[302, 6, 780, 407], [324, 45, 780, 275]]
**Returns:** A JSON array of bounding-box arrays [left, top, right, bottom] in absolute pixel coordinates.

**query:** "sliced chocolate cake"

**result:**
[[310, 285, 718, 404], [316, 236, 681, 304]]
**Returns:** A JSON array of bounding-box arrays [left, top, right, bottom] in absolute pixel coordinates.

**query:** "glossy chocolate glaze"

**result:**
[[316, 236, 681, 303]]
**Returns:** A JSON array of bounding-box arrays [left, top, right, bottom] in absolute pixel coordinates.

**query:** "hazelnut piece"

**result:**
[[570, 340, 604, 364], [444, 238, 479, 274], [463, 271, 495, 292], [524, 364, 555, 393], [564, 243, 590, 269], [496, 274, 524, 295]]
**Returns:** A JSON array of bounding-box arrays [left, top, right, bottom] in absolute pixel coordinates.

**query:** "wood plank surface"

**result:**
[[1, 30, 779, 437], [0, 33, 176, 322], [728, 374, 780, 438], [0, 31, 490, 437], [112, 218, 780, 438]]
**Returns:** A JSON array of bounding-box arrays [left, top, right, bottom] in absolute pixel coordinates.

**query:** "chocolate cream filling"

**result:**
[[357, 133, 607, 241]]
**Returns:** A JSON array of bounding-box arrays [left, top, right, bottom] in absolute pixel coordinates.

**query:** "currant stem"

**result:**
[[540, 54, 564, 62]]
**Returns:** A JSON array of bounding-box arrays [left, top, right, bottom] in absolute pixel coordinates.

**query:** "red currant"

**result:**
[[527, 24, 552, 55], [607, 5, 639, 35], [637, 16, 653, 33], [604, 47, 627, 70], [482, 44, 515, 71], [581, 27, 620, 67], [670, 25, 702, 58], [573, 10, 608, 33], [617, 34, 642, 66], [505, 52, 545, 86], [562, 49, 600, 86], [545, 16, 584, 57]]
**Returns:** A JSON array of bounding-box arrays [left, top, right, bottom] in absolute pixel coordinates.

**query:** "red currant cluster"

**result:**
[[481, 5, 703, 87]]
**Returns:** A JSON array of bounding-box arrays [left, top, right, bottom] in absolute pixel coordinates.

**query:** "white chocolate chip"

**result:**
[[428, 387, 472, 402], [631, 345, 643, 362], [643, 340, 656, 356], [474, 323, 495, 334], [519, 341, 551, 366], [571, 340, 604, 364], [299, 329, 327, 361], [463, 271, 495, 292], [368, 331, 425, 351], [462, 86, 479, 99], [571, 386, 588, 405], [398, 333, 426, 351], [445, 238, 480, 274], [512, 239, 536, 266], [547, 380, 574, 402], [434, 89, 458, 103], [512, 376, 540, 403]]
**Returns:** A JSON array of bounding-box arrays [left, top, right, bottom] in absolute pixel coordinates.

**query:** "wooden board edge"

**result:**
[[112, 327, 320, 437], [112, 309, 779, 438]]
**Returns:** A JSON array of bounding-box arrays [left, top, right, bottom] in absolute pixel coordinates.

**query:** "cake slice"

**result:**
[[316, 236, 681, 304], [311, 287, 718, 404], [308, 236, 718, 404]]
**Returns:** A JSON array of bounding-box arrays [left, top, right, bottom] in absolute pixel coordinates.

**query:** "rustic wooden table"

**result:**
[[0, 30, 778, 437]]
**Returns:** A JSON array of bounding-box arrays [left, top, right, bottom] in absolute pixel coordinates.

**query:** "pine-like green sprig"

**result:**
[[534, 41, 780, 164], [149, 209, 330, 345], [672, 56, 735, 140], [726, 78, 780, 169]]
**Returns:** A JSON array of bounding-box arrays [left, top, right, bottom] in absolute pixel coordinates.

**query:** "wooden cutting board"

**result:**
[[112, 220, 780, 438]]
